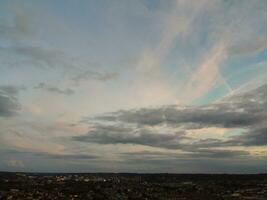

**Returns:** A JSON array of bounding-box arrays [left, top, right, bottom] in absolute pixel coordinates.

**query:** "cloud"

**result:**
[[95, 83, 266, 128], [34, 83, 74, 95], [0, 45, 67, 69], [0, 4, 66, 69], [0, 90, 20, 117], [0, 3, 113, 83], [76, 83, 267, 152], [1, 149, 98, 161], [226, 124, 267, 147], [228, 37, 267, 56], [73, 124, 186, 149], [26, 151, 99, 160], [176, 0, 267, 101], [72, 69, 118, 84], [122, 149, 249, 160], [46, 154, 98, 160], [117, 149, 258, 173], [6, 159, 24, 168], [0, 85, 26, 96], [13, 46, 66, 68], [183, 41, 232, 101], [131, 0, 219, 104]]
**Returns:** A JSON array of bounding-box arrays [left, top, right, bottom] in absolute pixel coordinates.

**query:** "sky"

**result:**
[[0, 0, 267, 173]]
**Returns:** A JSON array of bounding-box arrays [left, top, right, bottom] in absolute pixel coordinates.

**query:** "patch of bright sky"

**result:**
[[223, 128, 245, 138]]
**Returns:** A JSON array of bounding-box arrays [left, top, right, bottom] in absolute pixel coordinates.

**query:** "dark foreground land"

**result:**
[[0, 172, 267, 200]]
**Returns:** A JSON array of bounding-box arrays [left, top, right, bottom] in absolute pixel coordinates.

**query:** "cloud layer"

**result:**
[[0, 0, 267, 172], [75, 83, 267, 153], [0, 89, 20, 117]]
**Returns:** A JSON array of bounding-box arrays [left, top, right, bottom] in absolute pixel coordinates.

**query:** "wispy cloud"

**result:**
[[34, 83, 75, 95], [183, 41, 232, 101], [72, 69, 118, 85], [228, 37, 267, 56]]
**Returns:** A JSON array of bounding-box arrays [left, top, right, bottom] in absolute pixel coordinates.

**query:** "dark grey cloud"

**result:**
[[117, 150, 260, 174], [122, 149, 249, 160], [0, 149, 98, 160], [34, 152, 98, 160], [76, 83, 267, 152], [0, 91, 20, 117], [93, 83, 267, 129], [95, 95, 266, 128], [34, 83, 74, 95], [188, 149, 249, 159], [72, 69, 118, 84], [73, 124, 186, 149], [226, 124, 267, 147], [0, 85, 26, 96]]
